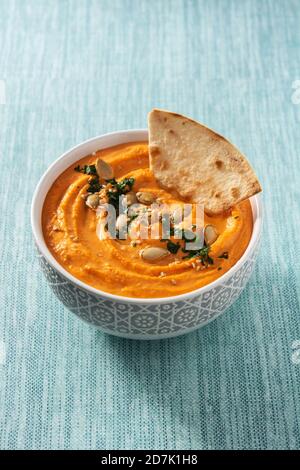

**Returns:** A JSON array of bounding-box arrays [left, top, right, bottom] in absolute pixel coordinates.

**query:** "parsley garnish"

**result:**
[[88, 177, 102, 193], [74, 164, 97, 175], [75, 160, 135, 208], [166, 240, 181, 254], [182, 244, 214, 266], [74, 164, 102, 193], [117, 177, 135, 192], [218, 252, 229, 259], [106, 177, 135, 215], [128, 213, 139, 224]]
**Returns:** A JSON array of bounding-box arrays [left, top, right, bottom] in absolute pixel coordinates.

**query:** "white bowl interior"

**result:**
[[31, 129, 262, 304]]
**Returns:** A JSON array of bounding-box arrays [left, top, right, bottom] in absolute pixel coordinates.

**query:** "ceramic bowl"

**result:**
[[31, 130, 262, 339]]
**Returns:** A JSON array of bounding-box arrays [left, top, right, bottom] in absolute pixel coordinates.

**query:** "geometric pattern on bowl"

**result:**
[[38, 237, 260, 339]]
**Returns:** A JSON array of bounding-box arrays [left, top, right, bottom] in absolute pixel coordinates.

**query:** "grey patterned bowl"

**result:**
[[31, 130, 262, 339]]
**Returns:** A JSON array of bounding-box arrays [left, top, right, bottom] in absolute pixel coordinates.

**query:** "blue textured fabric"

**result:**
[[1, 0, 300, 450]]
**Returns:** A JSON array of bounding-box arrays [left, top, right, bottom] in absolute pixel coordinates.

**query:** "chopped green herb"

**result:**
[[87, 177, 102, 193], [234, 216, 239, 220], [182, 244, 214, 266], [105, 178, 117, 184], [106, 177, 134, 192], [167, 240, 181, 254], [74, 164, 97, 175], [116, 177, 135, 192], [128, 213, 138, 223], [106, 177, 135, 215], [218, 266, 222, 271], [218, 252, 229, 259], [107, 189, 119, 209]]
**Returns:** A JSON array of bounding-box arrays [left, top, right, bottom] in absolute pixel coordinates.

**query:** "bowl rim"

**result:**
[[31, 129, 263, 305]]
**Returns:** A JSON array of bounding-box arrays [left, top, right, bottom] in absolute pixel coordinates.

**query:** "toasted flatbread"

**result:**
[[148, 109, 261, 215]]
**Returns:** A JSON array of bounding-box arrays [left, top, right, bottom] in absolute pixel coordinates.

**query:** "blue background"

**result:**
[[1, 0, 300, 450]]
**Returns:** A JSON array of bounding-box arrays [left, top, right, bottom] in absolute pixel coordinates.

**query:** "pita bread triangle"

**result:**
[[148, 108, 261, 215]]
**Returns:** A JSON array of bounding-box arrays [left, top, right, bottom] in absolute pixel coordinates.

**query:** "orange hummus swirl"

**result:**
[[42, 142, 253, 298]]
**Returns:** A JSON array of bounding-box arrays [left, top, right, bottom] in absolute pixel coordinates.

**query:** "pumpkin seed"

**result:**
[[86, 193, 100, 210], [96, 158, 114, 180], [136, 191, 156, 205], [140, 246, 169, 261], [204, 224, 219, 245]]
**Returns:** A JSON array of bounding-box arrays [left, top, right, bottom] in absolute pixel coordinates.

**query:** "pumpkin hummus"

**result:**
[[42, 142, 253, 298]]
